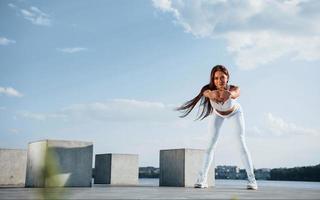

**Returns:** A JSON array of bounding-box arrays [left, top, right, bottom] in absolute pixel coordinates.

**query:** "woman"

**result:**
[[177, 65, 258, 190]]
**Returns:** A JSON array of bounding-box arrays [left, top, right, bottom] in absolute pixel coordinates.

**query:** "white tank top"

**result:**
[[209, 85, 239, 112]]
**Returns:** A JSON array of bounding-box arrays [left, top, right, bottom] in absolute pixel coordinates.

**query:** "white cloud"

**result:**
[[152, 0, 180, 17], [152, 0, 320, 69], [265, 112, 319, 136], [21, 6, 51, 26], [9, 3, 51, 26], [8, 128, 20, 134], [61, 99, 176, 122], [17, 99, 179, 123], [18, 111, 67, 121], [8, 3, 16, 8], [18, 111, 46, 121], [247, 126, 264, 136], [247, 112, 319, 137], [0, 87, 23, 97], [225, 31, 320, 69], [0, 37, 16, 45], [57, 47, 88, 53]]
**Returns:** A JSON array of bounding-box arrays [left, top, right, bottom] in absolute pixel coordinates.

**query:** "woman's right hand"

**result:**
[[203, 90, 212, 98], [203, 90, 222, 102], [204, 90, 232, 103], [219, 90, 231, 102], [211, 90, 224, 103]]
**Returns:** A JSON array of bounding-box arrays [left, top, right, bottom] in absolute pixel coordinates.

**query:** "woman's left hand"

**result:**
[[219, 90, 231, 102]]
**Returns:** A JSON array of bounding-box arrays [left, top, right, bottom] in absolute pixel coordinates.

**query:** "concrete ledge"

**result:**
[[25, 139, 93, 187], [94, 154, 138, 185], [0, 149, 27, 187], [159, 148, 214, 187]]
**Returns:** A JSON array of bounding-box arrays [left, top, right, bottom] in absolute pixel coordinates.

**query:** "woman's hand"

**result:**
[[203, 90, 220, 100], [203, 90, 231, 103], [203, 90, 212, 98], [211, 90, 223, 103], [219, 90, 231, 102]]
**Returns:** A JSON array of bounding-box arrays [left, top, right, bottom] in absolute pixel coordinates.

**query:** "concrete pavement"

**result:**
[[1, 184, 319, 199]]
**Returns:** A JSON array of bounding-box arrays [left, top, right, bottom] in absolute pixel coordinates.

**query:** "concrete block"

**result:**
[[0, 149, 27, 187], [25, 140, 93, 187], [159, 148, 214, 187], [94, 154, 138, 185]]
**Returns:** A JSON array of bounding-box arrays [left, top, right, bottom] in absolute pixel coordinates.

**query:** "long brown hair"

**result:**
[[176, 65, 230, 120]]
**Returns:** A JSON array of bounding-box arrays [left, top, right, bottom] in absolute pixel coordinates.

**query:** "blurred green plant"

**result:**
[[38, 146, 68, 200]]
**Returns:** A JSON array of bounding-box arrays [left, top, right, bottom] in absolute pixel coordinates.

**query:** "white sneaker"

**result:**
[[194, 183, 208, 188], [247, 180, 258, 190]]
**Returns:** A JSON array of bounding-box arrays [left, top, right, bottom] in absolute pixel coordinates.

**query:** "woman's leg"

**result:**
[[231, 107, 256, 183], [196, 113, 224, 185]]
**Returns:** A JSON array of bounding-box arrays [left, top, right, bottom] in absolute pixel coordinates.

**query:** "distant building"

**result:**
[[215, 165, 239, 179], [215, 165, 271, 180], [138, 165, 271, 180], [139, 166, 159, 178]]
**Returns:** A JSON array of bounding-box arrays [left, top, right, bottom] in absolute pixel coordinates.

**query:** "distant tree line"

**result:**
[[270, 164, 320, 181], [138, 164, 320, 182]]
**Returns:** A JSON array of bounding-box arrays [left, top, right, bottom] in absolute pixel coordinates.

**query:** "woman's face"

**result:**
[[213, 70, 228, 90]]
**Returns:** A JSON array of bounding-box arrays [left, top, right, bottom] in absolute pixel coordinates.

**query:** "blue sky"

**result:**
[[1, 0, 319, 169]]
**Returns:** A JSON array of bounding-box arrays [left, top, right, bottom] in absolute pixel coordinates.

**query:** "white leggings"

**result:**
[[197, 105, 256, 183]]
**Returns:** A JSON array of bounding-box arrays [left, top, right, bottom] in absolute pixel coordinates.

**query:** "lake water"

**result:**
[[139, 178, 320, 190]]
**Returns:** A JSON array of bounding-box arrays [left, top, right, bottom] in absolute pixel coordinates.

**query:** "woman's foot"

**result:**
[[247, 180, 258, 190], [194, 182, 208, 188]]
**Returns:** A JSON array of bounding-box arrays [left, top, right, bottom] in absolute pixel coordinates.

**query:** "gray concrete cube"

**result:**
[[94, 154, 138, 185], [159, 148, 214, 187], [0, 149, 27, 187], [25, 140, 93, 187]]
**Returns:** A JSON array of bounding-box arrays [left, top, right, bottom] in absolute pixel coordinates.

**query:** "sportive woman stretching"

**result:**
[[176, 65, 258, 190]]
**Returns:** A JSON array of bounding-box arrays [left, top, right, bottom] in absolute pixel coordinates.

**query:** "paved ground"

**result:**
[[0, 184, 320, 199]]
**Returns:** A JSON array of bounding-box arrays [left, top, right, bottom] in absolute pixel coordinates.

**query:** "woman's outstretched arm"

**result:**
[[203, 85, 240, 102], [229, 85, 240, 99], [203, 90, 222, 102]]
